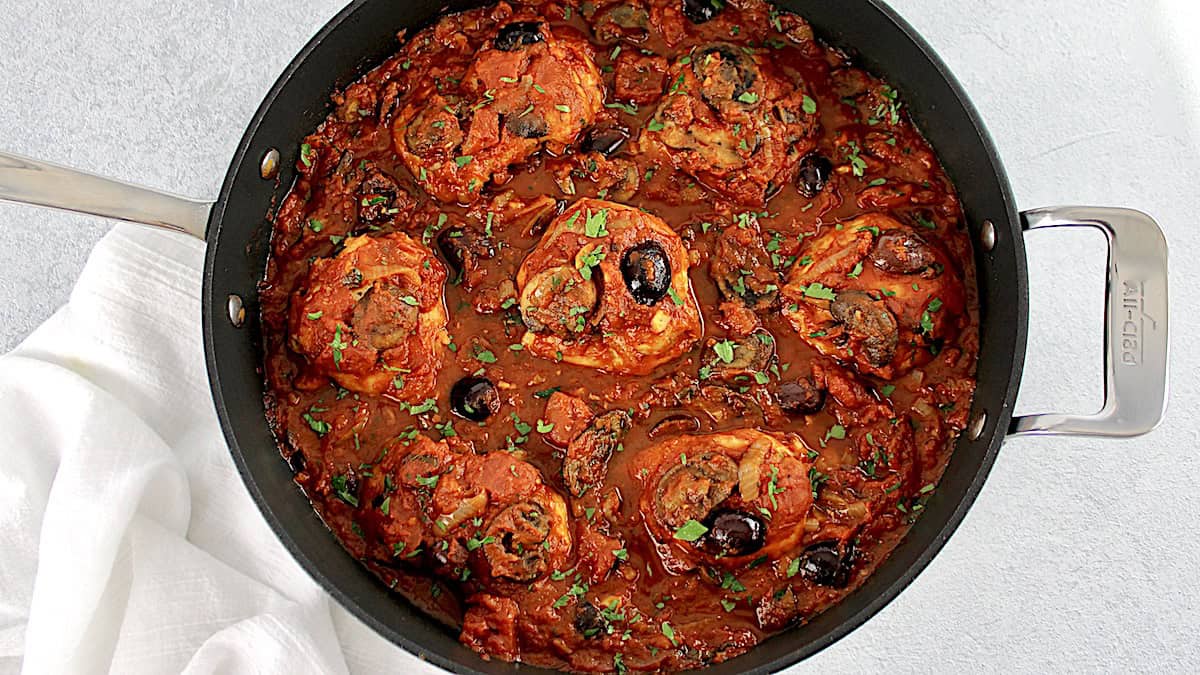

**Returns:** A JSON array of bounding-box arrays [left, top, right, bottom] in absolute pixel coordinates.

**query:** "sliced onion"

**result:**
[[435, 491, 488, 533], [738, 439, 770, 502]]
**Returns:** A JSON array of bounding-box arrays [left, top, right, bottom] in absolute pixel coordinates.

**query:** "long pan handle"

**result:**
[[0, 151, 212, 240], [1009, 206, 1169, 438]]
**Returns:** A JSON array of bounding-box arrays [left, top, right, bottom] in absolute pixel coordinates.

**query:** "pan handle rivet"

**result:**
[[228, 294, 246, 328], [980, 220, 996, 252], [260, 148, 281, 180], [967, 411, 987, 441]]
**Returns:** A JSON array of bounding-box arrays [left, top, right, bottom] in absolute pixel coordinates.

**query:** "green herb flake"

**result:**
[[454, 155, 473, 168], [802, 95, 818, 115], [673, 519, 709, 542]]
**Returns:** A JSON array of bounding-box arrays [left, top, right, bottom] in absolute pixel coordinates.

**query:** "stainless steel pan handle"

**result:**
[[1010, 206, 1169, 438], [0, 151, 212, 240]]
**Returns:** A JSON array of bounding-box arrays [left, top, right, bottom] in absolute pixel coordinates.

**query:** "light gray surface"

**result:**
[[1, 0, 1197, 672]]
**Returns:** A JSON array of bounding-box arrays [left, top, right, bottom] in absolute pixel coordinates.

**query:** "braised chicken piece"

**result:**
[[287, 232, 449, 400], [392, 19, 604, 203], [516, 198, 703, 375], [639, 43, 820, 206]]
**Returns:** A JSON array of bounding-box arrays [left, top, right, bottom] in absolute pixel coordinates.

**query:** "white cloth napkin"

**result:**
[[0, 225, 438, 675]]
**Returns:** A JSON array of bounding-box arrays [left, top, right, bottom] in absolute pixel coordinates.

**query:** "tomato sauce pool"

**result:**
[[258, 0, 980, 671]]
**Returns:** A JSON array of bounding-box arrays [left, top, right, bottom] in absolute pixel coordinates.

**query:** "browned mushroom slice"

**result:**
[[563, 410, 632, 497], [653, 452, 738, 530], [710, 225, 779, 310], [869, 230, 937, 275], [351, 282, 420, 350], [358, 169, 403, 224], [505, 112, 550, 139], [404, 103, 463, 156], [648, 414, 702, 440], [692, 43, 759, 105], [481, 502, 553, 582], [519, 265, 599, 336], [710, 331, 774, 380], [829, 290, 898, 366], [436, 226, 496, 288]]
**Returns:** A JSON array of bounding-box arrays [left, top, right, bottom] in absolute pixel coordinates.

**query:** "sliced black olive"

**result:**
[[287, 450, 306, 474], [564, 410, 632, 497], [494, 21, 544, 51], [829, 290, 898, 367], [797, 154, 833, 198], [776, 377, 825, 415], [654, 452, 739, 529], [796, 540, 855, 587], [450, 377, 501, 421], [701, 508, 767, 557], [505, 113, 550, 139], [869, 230, 936, 275], [582, 127, 629, 156], [692, 44, 758, 105], [574, 602, 609, 638], [620, 241, 672, 305], [682, 0, 723, 24]]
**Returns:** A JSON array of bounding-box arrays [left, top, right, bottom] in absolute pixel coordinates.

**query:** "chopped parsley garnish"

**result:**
[[330, 325, 349, 369], [802, 283, 838, 300], [802, 95, 817, 115], [454, 155, 473, 168], [661, 622, 678, 646], [667, 286, 684, 306], [330, 474, 358, 507], [604, 101, 639, 115], [647, 118, 665, 132], [843, 141, 867, 177], [737, 91, 759, 104], [302, 412, 330, 436], [306, 311, 323, 320], [554, 104, 571, 113], [868, 177, 887, 187], [577, 247, 606, 281], [474, 348, 498, 364], [673, 519, 709, 542], [880, 384, 897, 397], [299, 143, 314, 168], [584, 208, 610, 237]]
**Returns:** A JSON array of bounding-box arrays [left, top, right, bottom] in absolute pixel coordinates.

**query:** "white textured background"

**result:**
[[1, 0, 1197, 672]]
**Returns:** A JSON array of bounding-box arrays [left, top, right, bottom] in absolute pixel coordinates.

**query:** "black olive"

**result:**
[[620, 241, 672, 305], [582, 127, 629, 156], [682, 0, 723, 24], [776, 377, 825, 415], [701, 508, 767, 557], [450, 377, 500, 421], [287, 450, 306, 474], [494, 22, 544, 51], [797, 153, 833, 198], [574, 601, 610, 638], [796, 540, 855, 587]]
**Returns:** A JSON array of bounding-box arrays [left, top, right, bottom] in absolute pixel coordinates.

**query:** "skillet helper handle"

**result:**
[[1009, 207, 1168, 438], [0, 151, 212, 240]]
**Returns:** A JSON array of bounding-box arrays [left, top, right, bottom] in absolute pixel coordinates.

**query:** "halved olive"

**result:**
[[620, 241, 672, 305], [796, 540, 855, 587], [494, 22, 544, 51], [869, 230, 936, 275], [776, 377, 825, 415], [582, 127, 629, 156], [682, 0, 723, 24], [829, 290, 898, 367], [450, 377, 500, 421], [701, 508, 767, 557], [797, 153, 833, 198]]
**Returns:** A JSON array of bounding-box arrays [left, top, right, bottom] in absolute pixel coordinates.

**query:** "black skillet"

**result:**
[[0, 0, 1169, 672]]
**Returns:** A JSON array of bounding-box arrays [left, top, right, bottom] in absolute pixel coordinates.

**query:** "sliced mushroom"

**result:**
[[358, 169, 402, 224], [494, 22, 544, 51], [437, 226, 495, 285], [564, 410, 632, 497], [405, 104, 463, 156], [520, 265, 598, 336], [710, 225, 779, 310], [505, 113, 550, 139], [648, 414, 702, 440], [710, 331, 774, 380], [692, 44, 758, 106], [574, 601, 609, 638], [351, 282, 419, 350], [869, 230, 937, 275], [653, 452, 738, 530], [481, 501, 553, 581], [829, 291, 898, 367], [593, 5, 649, 43], [620, 241, 672, 306]]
